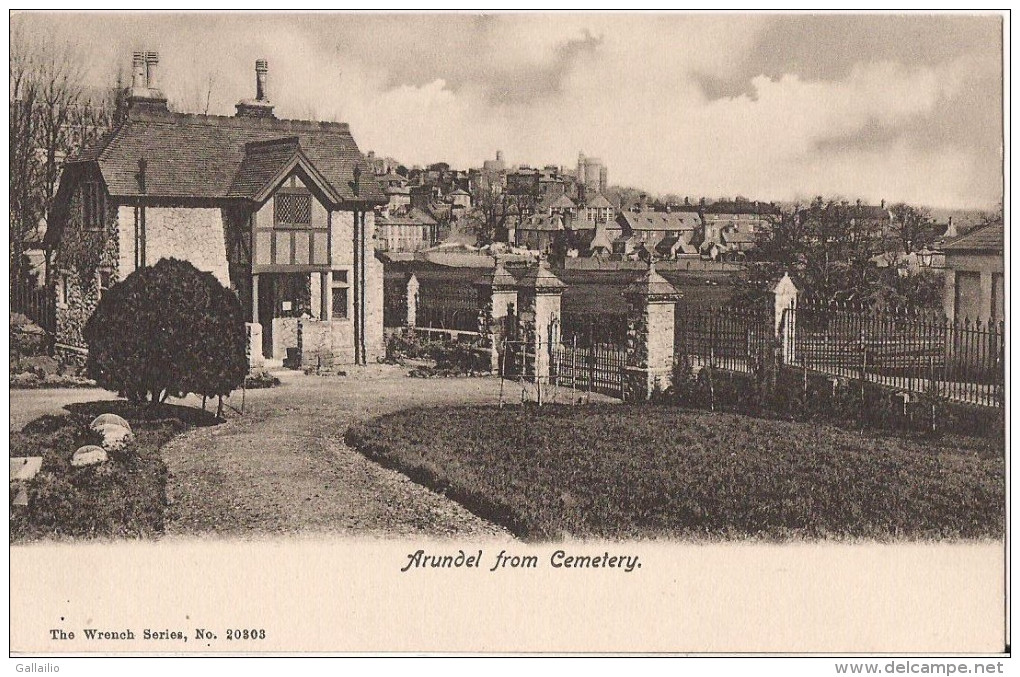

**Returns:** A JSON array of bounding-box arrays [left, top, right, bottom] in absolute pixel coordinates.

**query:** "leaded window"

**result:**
[[274, 192, 312, 228]]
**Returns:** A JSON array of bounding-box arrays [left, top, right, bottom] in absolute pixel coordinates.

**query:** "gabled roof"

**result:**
[[721, 230, 756, 244], [618, 211, 702, 232], [567, 214, 600, 231], [541, 192, 577, 212], [518, 214, 564, 231], [68, 107, 384, 205], [676, 240, 699, 255], [589, 228, 613, 251], [584, 193, 614, 210], [377, 172, 408, 187], [227, 137, 341, 203], [655, 235, 680, 256], [942, 222, 1004, 252], [408, 207, 438, 225]]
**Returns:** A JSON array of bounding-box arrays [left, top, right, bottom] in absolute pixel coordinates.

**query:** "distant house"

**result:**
[[376, 208, 439, 253], [940, 222, 1004, 323], [794, 199, 893, 245], [701, 199, 777, 257], [46, 53, 387, 367], [616, 211, 702, 259], [515, 213, 564, 254], [581, 193, 615, 224], [612, 233, 644, 259], [540, 192, 577, 218], [382, 178, 411, 212], [448, 187, 472, 209], [719, 229, 757, 259]]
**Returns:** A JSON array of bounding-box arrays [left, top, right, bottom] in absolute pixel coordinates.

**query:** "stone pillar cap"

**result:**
[[516, 257, 566, 293], [624, 260, 682, 300], [772, 272, 799, 296], [474, 259, 517, 289]]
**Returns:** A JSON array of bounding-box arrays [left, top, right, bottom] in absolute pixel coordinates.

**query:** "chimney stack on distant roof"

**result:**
[[944, 216, 957, 238], [236, 59, 276, 118]]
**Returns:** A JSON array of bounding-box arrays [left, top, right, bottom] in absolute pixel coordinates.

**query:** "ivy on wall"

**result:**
[[54, 185, 119, 350]]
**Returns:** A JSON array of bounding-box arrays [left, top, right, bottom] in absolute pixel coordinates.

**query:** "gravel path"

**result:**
[[161, 369, 516, 539], [9, 386, 109, 431]]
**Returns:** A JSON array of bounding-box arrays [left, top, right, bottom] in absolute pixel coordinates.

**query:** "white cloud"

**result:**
[[18, 12, 1004, 208]]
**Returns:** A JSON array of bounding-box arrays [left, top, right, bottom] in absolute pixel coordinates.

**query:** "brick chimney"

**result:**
[[236, 59, 276, 118], [126, 50, 168, 113]]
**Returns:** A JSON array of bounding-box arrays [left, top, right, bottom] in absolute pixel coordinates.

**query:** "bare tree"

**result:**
[[171, 70, 218, 115], [472, 180, 522, 246], [889, 203, 935, 254], [9, 21, 116, 286]]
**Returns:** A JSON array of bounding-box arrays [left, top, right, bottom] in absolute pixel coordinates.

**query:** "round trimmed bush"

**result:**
[[83, 258, 248, 404]]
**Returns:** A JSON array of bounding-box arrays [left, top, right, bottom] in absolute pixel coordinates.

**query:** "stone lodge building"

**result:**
[[46, 52, 387, 368], [940, 221, 1005, 324]]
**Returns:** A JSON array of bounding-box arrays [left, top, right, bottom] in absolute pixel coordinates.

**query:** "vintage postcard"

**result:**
[[8, 10, 1007, 664]]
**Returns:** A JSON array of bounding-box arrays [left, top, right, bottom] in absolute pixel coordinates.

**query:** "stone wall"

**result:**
[[363, 211, 385, 362], [272, 317, 300, 362], [54, 181, 119, 352], [331, 210, 355, 266], [297, 319, 356, 369], [141, 207, 230, 287]]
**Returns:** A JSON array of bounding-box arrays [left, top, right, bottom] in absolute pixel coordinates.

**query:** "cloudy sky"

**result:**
[[16, 12, 1004, 209]]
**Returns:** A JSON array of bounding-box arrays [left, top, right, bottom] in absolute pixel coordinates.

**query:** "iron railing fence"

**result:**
[[550, 339, 627, 399], [674, 304, 776, 375], [560, 312, 629, 349], [11, 281, 55, 334], [788, 299, 1005, 408], [673, 298, 1005, 408]]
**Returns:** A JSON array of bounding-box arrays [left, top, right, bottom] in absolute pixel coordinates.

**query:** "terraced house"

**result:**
[[46, 52, 387, 369]]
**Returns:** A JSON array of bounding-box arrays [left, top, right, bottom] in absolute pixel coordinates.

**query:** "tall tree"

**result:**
[[889, 203, 936, 254], [734, 197, 939, 309], [9, 22, 117, 287]]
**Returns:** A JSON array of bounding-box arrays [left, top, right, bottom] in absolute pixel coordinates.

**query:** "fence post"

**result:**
[[571, 335, 578, 399], [771, 273, 799, 365], [516, 256, 565, 386], [405, 273, 419, 328], [622, 260, 683, 401], [474, 259, 518, 374]]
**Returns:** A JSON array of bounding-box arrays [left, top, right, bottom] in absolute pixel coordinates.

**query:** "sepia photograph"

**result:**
[[8, 9, 1008, 664]]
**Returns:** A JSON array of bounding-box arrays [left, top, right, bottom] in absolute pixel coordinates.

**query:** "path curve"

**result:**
[[161, 369, 515, 539]]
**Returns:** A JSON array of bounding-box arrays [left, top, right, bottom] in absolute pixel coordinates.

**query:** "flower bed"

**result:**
[[10, 401, 219, 542]]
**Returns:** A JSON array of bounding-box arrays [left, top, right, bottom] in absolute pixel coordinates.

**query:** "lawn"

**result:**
[[10, 401, 219, 542], [344, 404, 1004, 541]]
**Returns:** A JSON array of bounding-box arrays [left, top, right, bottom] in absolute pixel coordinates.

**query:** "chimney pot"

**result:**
[[131, 51, 146, 89], [235, 58, 275, 118], [144, 51, 159, 89], [255, 59, 268, 101], [126, 49, 168, 113]]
